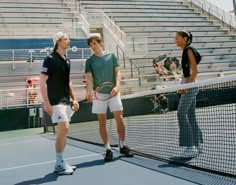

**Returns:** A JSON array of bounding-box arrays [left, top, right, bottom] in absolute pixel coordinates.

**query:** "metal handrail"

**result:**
[[0, 47, 91, 63], [0, 84, 87, 109], [102, 11, 126, 44], [79, 13, 90, 37], [116, 44, 126, 68], [188, 0, 236, 29]]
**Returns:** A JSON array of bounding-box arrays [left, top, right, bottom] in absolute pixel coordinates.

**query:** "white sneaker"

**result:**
[[67, 164, 76, 171], [180, 146, 198, 158], [54, 161, 75, 175], [63, 160, 77, 171]]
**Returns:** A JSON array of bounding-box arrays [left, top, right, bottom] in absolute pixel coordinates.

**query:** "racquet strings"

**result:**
[[95, 83, 114, 100]]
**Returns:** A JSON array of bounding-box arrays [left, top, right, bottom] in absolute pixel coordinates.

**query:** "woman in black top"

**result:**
[[175, 31, 203, 158]]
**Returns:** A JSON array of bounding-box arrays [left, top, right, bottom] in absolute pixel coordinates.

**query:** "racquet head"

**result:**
[[94, 82, 114, 101]]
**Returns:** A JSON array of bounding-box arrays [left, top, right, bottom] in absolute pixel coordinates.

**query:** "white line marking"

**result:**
[[0, 138, 48, 146], [0, 154, 100, 172]]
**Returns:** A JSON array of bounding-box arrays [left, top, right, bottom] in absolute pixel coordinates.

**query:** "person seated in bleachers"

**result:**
[[152, 57, 169, 81], [151, 56, 181, 113], [151, 57, 169, 113], [26, 80, 38, 104], [150, 90, 168, 113], [164, 57, 181, 80], [152, 56, 181, 81]]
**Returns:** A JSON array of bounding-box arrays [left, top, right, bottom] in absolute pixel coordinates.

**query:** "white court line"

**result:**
[[0, 137, 48, 147], [0, 153, 100, 172]]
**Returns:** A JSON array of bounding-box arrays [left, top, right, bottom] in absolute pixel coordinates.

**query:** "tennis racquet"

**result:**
[[94, 82, 115, 101]]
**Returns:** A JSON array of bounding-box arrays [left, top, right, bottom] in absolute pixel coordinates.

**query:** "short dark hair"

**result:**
[[164, 57, 179, 70], [152, 54, 166, 65], [87, 36, 102, 46]]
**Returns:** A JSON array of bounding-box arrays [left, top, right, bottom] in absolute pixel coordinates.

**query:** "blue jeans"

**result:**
[[177, 87, 203, 147]]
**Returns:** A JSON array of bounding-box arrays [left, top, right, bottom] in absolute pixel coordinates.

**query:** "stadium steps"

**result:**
[[121, 26, 226, 32], [0, 0, 83, 38], [126, 31, 229, 37], [0, 0, 62, 2], [114, 16, 209, 21], [80, 0, 236, 79], [0, 2, 68, 8], [106, 11, 201, 16], [0, 7, 71, 12], [0, 11, 77, 17], [116, 21, 213, 27], [129, 36, 236, 43], [145, 41, 236, 48], [0, 16, 76, 20]]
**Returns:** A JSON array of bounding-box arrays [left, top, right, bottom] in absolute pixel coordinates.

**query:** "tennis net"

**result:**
[[45, 75, 236, 177]]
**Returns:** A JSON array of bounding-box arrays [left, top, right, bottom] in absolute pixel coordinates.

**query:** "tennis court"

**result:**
[[61, 75, 236, 176], [1, 75, 236, 185], [0, 128, 212, 185]]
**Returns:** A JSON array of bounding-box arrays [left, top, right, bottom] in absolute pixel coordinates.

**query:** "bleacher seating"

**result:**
[[0, 0, 85, 39], [1, 0, 236, 109], [0, 0, 91, 105], [80, 0, 236, 81]]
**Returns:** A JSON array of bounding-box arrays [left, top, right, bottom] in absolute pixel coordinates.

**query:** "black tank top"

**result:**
[[181, 47, 195, 78]]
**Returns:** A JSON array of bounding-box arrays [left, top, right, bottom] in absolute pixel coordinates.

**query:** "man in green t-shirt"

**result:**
[[85, 36, 133, 161]]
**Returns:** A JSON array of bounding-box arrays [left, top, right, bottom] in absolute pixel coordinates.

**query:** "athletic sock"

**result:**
[[120, 140, 125, 148], [56, 152, 64, 165], [105, 143, 111, 150]]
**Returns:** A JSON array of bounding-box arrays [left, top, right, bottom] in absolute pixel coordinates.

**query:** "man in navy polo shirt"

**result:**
[[40, 31, 79, 175]]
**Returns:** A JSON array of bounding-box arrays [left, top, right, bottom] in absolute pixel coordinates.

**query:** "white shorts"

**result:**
[[92, 94, 123, 114], [51, 104, 74, 123]]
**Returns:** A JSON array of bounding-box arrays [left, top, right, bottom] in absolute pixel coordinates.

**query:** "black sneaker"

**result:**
[[104, 149, 113, 162], [120, 145, 134, 157]]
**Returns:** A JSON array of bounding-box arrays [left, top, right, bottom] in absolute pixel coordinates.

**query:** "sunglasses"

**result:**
[[153, 64, 159, 68]]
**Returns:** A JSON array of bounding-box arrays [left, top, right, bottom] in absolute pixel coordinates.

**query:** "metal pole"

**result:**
[[233, 0, 236, 16], [130, 59, 133, 78], [12, 50, 15, 70]]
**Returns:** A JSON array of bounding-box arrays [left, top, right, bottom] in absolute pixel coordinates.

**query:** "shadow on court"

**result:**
[[76, 155, 125, 169], [14, 173, 59, 185]]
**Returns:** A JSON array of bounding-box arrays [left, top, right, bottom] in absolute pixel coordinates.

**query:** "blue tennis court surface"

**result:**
[[0, 128, 235, 185]]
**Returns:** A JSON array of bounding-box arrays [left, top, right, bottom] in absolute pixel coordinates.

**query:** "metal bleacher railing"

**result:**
[[0, 47, 91, 109], [77, 0, 236, 93], [188, 0, 236, 29], [0, 84, 86, 110], [0, 47, 91, 63]]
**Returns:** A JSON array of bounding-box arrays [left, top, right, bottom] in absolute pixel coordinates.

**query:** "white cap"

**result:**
[[53, 31, 65, 47]]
